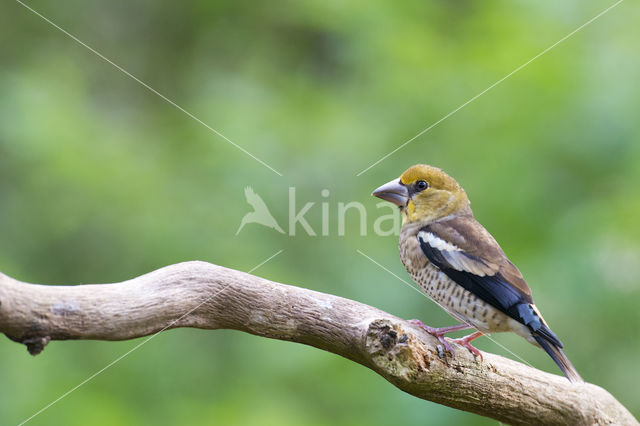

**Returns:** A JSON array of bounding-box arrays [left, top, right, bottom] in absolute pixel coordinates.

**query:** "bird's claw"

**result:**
[[407, 318, 428, 329], [408, 319, 456, 356], [439, 337, 455, 355], [446, 337, 483, 361]]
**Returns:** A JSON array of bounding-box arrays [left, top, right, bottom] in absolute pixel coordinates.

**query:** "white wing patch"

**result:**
[[418, 231, 493, 277], [418, 231, 461, 252]]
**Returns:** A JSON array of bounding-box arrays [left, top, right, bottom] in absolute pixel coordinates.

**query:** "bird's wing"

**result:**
[[245, 187, 269, 211], [418, 215, 562, 347]]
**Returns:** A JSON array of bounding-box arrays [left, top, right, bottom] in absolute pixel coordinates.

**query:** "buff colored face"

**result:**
[[373, 164, 470, 224]]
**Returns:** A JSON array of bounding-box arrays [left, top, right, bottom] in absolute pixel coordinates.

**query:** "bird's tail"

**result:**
[[533, 334, 583, 383]]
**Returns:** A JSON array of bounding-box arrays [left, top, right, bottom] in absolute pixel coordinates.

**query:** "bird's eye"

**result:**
[[415, 180, 429, 191]]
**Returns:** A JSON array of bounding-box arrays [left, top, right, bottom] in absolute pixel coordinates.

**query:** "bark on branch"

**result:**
[[0, 261, 635, 425]]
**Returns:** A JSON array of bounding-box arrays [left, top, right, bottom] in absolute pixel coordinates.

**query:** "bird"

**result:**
[[236, 187, 285, 235], [372, 164, 583, 383]]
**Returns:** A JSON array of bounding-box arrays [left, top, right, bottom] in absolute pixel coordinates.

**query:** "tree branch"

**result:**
[[0, 261, 636, 425]]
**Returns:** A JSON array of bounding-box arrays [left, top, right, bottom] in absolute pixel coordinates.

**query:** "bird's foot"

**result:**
[[446, 331, 484, 361], [407, 320, 471, 356]]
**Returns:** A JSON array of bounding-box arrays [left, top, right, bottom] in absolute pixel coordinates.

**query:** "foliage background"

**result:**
[[1, 1, 639, 424]]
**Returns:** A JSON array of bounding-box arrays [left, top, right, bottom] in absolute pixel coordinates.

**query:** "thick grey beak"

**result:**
[[372, 178, 409, 207]]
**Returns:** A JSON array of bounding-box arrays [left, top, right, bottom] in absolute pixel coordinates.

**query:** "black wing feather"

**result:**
[[418, 233, 563, 348]]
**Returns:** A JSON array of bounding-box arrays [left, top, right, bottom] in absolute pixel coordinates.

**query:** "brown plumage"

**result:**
[[373, 164, 583, 383]]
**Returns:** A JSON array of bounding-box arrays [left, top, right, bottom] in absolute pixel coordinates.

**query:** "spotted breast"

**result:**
[[399, 223, 526, 337]]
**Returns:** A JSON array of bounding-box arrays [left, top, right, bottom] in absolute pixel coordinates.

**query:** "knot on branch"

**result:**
[[22, 335, 51, 356], [365, 319, 434, 382], [5, 331, 53, 356]]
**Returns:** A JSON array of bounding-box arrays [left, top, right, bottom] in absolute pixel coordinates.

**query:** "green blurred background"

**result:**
[[1, 0, 639, 424]]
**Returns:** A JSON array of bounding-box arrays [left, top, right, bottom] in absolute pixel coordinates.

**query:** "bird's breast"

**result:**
[[399, 234, 523, 335]]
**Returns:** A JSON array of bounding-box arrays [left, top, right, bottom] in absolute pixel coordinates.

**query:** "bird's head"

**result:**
[[372, 164, 470, 225]]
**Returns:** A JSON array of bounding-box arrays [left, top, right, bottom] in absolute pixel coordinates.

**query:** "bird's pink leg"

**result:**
[[407, 320, 471, 354], [446, 331, 484, 360]]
